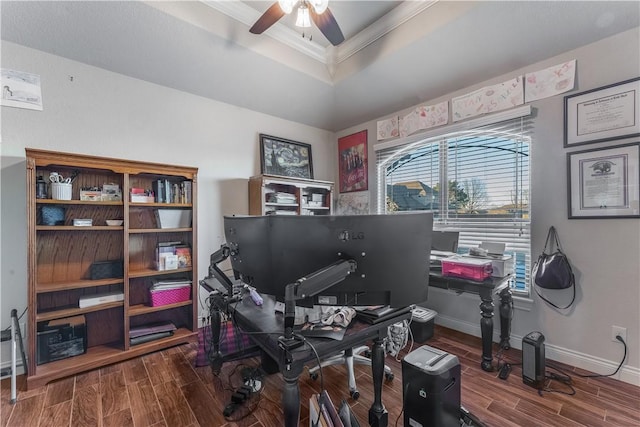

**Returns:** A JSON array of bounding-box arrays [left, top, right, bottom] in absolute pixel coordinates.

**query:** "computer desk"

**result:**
[[429, 271, 513, 372], [229, 294, 411, 427]]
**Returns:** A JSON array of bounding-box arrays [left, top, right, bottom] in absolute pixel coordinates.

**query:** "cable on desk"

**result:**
[[301, 335, 325, 427]]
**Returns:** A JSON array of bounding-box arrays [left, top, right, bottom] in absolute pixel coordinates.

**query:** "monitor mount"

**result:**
[[199, 244, 243, 373], [279, 259, 357, 353]]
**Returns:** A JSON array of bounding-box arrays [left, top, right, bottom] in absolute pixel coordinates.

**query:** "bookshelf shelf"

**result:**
[[36, 278, 123, 294], [36, 301, 124, 322], [128, 202, 192, 208], [128, 267, 192, 278], [26, 148, 198, 389], [129, 301, 193, 317], [28, 328, 196, 388], [36, 199, 123, 206], [36, 225, 124, 231], [128, 227, 192, 234]]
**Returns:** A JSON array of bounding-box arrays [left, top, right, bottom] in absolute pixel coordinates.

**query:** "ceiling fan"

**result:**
[[249, 0, 345, 46]]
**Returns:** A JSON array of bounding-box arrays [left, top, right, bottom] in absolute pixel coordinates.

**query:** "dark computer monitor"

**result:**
[[223, 213, 433, 308], [431, 231, 459, 253]]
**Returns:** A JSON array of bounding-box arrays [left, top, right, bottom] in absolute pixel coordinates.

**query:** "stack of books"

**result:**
[[267, 192, 296, 204], [129, 321, 176, 346], [152, 179, 192, 204], [156, 241, 192, 270]]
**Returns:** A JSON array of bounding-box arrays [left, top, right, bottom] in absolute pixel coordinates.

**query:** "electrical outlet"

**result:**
[[611, 325, 627, 343]]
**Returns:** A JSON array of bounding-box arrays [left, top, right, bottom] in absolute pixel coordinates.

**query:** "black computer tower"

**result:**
[[522, 331, 545, 389], [402, 345, 461, 427]]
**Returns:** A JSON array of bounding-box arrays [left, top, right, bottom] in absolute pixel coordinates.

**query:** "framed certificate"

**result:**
[[564, 77, 640, 147], [567, 142, 640, 219]]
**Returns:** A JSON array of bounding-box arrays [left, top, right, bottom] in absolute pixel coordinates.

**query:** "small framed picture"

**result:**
[[259, 134, 313, 179], [567, 142, 640, 219], [564, 77, 640, 147]]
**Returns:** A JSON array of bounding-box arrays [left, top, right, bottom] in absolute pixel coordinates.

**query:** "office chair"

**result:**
[[308, 345, 394, 400]]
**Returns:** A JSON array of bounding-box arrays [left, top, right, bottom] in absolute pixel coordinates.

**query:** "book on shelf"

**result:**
[[78, 291, 124, 308], [130, 331, 174, 346], [129, 321, 176, 339], [155, 241, 188, 270], [182, 181, 192, 204], [153, 179, 165, 203], [175, 245, 192, 268]]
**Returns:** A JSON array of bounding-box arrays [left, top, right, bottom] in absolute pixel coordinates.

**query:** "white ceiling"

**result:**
[[2, 1, 639, 131]]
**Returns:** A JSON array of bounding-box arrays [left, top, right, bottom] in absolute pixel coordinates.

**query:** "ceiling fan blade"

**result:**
[[250, 2, 286, 34], [310, 7, 345, 46]]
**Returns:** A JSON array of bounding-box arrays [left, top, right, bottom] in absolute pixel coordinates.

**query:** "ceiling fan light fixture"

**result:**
[[309, 0, 328, 14], [295, 4, 311, 28], [278, 0, 296, 14]]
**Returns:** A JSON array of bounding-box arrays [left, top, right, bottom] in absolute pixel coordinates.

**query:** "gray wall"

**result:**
[[337, 27, 640, 385]]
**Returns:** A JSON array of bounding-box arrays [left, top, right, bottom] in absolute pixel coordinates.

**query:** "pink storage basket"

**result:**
[[150, 285, 191, 307], [441, 257, 492, 281]]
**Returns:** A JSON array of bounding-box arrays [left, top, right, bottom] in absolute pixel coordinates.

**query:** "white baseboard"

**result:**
[[0, 360, 26, 379], [435, 314, 640, 387]]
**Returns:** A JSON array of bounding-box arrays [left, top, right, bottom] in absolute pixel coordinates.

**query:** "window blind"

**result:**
[[376, 113, 532, 292]]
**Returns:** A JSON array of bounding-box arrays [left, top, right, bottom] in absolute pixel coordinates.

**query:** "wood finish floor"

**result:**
[[1, 325, 639, 426]]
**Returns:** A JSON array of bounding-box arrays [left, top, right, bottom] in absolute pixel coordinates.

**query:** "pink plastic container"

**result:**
[[149, 285, 191, 307], [441, 257, 492, 281]]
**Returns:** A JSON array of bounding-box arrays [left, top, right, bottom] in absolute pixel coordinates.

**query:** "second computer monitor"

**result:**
[[431, 230, 459, 253]]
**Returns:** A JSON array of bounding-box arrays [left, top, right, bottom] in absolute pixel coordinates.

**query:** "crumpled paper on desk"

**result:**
[[290, 306, 356, 327]]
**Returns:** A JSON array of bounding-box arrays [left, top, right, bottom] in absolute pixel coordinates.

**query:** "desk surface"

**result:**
[[231, 295, 411, 368]]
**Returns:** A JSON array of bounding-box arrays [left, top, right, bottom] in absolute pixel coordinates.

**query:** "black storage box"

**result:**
[[410, 306, 437, 342], [90, 260, 123, 280], [37, 316, 87, 365]]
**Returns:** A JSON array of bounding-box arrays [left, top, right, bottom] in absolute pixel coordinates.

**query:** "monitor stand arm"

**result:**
[[202, 244, 234, 295], [279, 259, 357, 353], [199, 244, 237, 374]]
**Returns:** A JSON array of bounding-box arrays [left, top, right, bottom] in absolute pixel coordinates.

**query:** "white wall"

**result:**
[[0, 42, 336, 367], [336, 27, 640, 385]]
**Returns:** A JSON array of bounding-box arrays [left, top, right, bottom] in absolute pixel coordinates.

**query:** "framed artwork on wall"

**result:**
[[338, 130, 368, 193], [259, 134, 313, 179], [564, 77, 640, 147], [567, 142, 640, 219]]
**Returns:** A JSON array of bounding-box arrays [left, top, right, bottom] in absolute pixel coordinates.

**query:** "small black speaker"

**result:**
[[522, 331, 545, 389]]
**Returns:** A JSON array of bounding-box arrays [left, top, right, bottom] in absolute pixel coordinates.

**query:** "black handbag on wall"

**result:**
[[532, 226, 575, 309]]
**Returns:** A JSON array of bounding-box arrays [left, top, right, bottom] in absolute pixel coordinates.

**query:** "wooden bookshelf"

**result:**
[[26, 149, 198, 389]]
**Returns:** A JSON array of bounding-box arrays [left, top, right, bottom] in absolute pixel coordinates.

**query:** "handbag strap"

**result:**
[[535, 281, 575, 309], [543, 226, 564, 253]]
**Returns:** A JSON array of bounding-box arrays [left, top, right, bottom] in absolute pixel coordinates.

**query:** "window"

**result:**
[[376, 115, 531, 294]]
